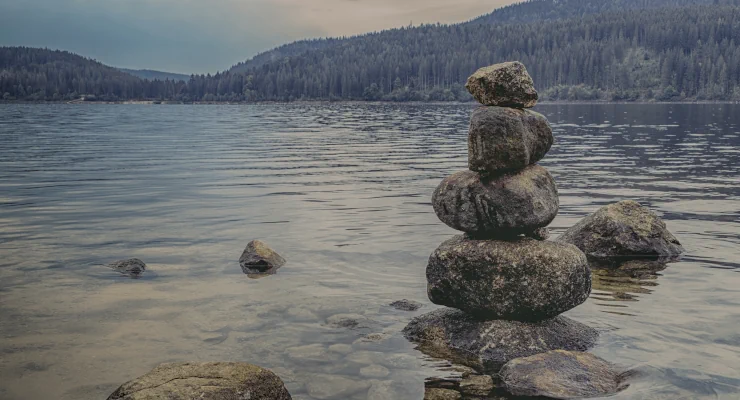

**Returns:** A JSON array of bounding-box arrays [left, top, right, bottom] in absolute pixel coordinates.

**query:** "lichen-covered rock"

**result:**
[[432, 166, 558, 237], [500, 350, 627, 399], [468, 107, 553, 175], [466, 62, 538, 108], [107, 362, 292, 400], [557, 200, 684, 258], [527, 227, 551, 240], [427, 235, 591, 321], [107, 258, 146, 278], [239, 240, 286, 273], [402, 308, 598, 374]]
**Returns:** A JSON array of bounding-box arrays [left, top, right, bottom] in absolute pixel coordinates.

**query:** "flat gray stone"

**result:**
[[432, 166, 558, 237], [557, 200, 684, 258], [466, 61, 538, 108], [106, 362, 292, 400], [239, 240, 286, 273], [469, 107, 553, 175], [403, 308, 598, 374], [500, 350, 627, 399], [427, 235, 591, 321]]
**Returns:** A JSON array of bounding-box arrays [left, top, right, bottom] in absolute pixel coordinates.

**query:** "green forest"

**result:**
[[2, 0, 740, 102]]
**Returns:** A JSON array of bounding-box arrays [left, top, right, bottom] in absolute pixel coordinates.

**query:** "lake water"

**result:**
[[0, 103, 739, 400]]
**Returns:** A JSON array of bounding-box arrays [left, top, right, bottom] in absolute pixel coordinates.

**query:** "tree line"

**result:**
[[2, 2, 740, 102]]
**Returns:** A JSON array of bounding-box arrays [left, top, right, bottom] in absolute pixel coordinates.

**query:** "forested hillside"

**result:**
[[119, 68, 190, 82], [2, 1, 740, 102]]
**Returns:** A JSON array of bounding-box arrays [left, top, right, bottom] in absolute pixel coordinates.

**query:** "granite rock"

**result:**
[[403, 308, 598, 374], [107, 362, 291, 400], [239, 240, 286, 273], [557, 200, 684, 258], [468, 107, 553, 175], [466, 62, 538, 108], [500, 350, 627, 399], [432, 166, 558, 237], [427, 235, 591, 321]]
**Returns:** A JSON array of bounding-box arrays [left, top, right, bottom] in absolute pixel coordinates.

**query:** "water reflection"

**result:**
[[589, 258, 675, 315]]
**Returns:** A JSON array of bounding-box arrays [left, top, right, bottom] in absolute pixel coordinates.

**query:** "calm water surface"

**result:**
[[0, 103, 738, 399]]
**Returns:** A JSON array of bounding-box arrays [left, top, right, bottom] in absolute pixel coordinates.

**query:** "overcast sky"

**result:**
[[0, 0, 518, 74]]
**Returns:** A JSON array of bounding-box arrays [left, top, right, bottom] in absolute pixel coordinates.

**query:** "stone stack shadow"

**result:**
[[403, 62, 598, 374]]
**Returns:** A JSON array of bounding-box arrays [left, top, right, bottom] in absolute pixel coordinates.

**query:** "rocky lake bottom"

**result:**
[[0, 103, 739, 399]]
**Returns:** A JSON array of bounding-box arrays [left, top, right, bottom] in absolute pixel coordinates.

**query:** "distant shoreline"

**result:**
[[1, 100, 739, 106]]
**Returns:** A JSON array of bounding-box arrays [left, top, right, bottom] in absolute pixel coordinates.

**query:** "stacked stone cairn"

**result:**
[[404, 62, 598, 375]]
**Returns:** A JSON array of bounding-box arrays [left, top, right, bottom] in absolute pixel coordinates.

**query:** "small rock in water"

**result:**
[[557, 200, 684, 258], [106, 362, 292, 400], [432, 166, 559, 237], [403, 308, 597, 374], [466, 61, 538, 108], [427, 235, 591, 321], [468, 107, 553, 175], [390, 299, 423, 311], [500, 350, 627, 399], [325, 313, 369, 329], [239, 240, 286, 273], [107, 258, 146, 278]]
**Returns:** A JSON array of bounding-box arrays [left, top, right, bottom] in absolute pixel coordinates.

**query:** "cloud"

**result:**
[[0, 0, 517, 73]]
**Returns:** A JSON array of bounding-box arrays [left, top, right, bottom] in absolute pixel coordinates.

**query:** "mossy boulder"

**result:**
[[427, 235, 591, 321], [432, 166, 558, 237], [239, 240, 286, 273], [403, 308, 598, 374], [469, 107, 553, 175], [466, 62, 538, 108], [500, 350, 627, 399], [107, 362, 292, 400], [557, 200, 684, 258]]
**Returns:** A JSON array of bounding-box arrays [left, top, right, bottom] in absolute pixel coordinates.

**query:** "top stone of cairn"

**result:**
[[466, 61, 538, 108]]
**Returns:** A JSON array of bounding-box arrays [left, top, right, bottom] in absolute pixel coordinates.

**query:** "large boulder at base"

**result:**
[[107, 258, 146, 278], [239, 240, 286, 273], [432, 166, 558, 237], [557, 200, 684, 258], [500, 350, 627, 399], [468, 107, 553, 175], [466, 62, 538, 108], [402, 308, 598, 374], [107, 362, 292, 400], [427, 236, 591, 321]]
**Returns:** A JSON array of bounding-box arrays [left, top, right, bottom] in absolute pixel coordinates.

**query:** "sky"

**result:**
[[0, 0, 518, 74]]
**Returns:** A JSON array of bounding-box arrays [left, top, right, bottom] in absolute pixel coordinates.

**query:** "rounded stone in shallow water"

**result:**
[[465, 61, 538, 108], [107, 258, 146, 278], [432, 166, 558, 237], [500, 350, 627, 399], [427, 235, 591, 321], [402, 308, 598, 374], [106, 362, 292, 400], [556, 200, 684, 258], [468, 106, 553, 175], [239, 239, 286, 274]]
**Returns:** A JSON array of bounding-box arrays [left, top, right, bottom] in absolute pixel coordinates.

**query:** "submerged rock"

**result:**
[[424, 388, 462, 400], [304, 374, 371, 400], [500, 350, 627, 399], [106, 362, 292, 400], [459, 374, 495, 397], [432, 166, 558, 237], [239, 240, 286, 273], [466, 62, 538, 108], [390, 299, 423, 311], [468, 107, 553, 175], [403, 308, 598, 374], [557, 200, 684, 258], [107, 258, 146, 278], [427, 235, 591, 321]]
